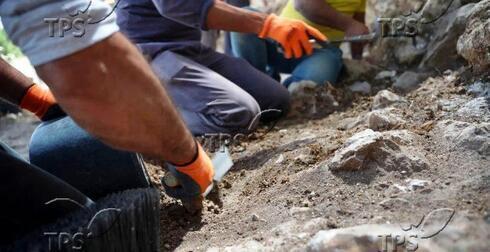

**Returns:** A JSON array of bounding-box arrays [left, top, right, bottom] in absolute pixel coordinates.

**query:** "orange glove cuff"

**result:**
[[20, 84, 56, 119], [258, 14, 327, 59], [258, 14, 276, 39], [176, 142, 215, 193]]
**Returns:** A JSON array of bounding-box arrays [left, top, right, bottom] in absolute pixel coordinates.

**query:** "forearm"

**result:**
[[294, 0, 354, 31], [0, 58, 34, 105], [206, 0, 266, 34], [350, 12, 366, 59], [36, 33, 195, 165]]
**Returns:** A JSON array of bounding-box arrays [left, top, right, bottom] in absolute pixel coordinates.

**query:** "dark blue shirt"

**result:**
[[117, 0, 215, 59]]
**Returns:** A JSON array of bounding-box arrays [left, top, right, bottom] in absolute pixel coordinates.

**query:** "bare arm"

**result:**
[[36, 33, 196, 165], [351, 12, 366, 59], [206, 0, 267, 34], [0, 58, 34, 105], [294, 0, 358, 32]]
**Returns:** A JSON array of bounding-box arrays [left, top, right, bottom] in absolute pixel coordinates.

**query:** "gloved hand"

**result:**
[[20, 83, 65, 121], [259, 14, 327, 59], [163, 141, 214, 200]]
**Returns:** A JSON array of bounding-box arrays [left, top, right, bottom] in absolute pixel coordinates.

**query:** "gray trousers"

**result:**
[[150, 49, 290, 135]]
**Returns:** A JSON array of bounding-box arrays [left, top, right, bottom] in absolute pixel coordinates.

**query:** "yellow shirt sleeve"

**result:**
[[356, 0, 366, 13]]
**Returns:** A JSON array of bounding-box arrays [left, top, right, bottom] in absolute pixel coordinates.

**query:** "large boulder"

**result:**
[[308, 214, 489, 252], [457, 0, 490, 73], [435, 120, 490, 155], [328, 129, 428, 172], [367, 0, 481, 70], [419, 3, 476, 70]]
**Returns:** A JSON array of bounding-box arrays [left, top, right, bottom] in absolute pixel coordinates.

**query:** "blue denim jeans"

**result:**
[[230, 30, 344, 87], [0, 116, 151, 244], [29, 116, 151, 200]]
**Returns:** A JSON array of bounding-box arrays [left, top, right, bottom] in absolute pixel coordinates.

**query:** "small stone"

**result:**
[[372, 90, 405, 110], [275, 154, 285, 164], [375, 70, 397, 80], [393, 71, 429, 93], [348, 81, 371, 95], [251, 214, 260, 222], [367, 108, 405, 131], [406, 179, 430, 191], [222, 180, 232, 189]]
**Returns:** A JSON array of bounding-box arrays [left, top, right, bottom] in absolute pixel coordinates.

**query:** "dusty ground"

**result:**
[[1, 70, 488, 251], [142, 70, 489, 251]]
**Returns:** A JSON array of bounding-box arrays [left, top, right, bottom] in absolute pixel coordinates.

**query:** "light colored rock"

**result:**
[[419, 3, 476, 70], [328, 129, 428, 172], [288, 80, 318, 95], [372, 90, 405, 110], [467, 81, 490, 98], [393, 71, 430, 93], [348, 81, 371, 95], [367, 108, 405, 131], [338, 115, 366, 131], [275, 154, 285, 164], [307, 214, 490, 252], [406, 178, 430, 191], [457, 0, 490, 72], [455, 97, 490, 122], [375, 70, 397, 80], [289, 82, 339, 118], [436, 120, 490, 155]]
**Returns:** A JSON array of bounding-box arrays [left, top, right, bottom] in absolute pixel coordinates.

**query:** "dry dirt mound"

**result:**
[[145, 70, 489, 251]]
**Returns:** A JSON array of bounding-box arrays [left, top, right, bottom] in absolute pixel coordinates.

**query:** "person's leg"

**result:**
[[206, 52, 290, 122], [151, 51, 261, 135], [0, 141, 93, 244], [229, 30, 270, 74], [283, 45, 344, 87], [29, 116, 151, 200]]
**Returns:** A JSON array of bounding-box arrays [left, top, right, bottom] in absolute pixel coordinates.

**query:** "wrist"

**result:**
[[168, 137, 199, 167], [251, 12, 269, 35]]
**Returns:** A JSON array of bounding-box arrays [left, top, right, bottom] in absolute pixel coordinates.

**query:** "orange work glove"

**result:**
[[259, 14, 327, 59], [20, 84, 57, 120], [163, 141, 215, 200]]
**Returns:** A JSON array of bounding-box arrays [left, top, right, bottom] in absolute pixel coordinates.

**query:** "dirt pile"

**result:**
[[141, 68, 490, 251]]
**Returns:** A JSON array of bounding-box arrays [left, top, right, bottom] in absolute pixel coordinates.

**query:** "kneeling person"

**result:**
[[116, 0, 327, 135], [230, 0, 369, 91]]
